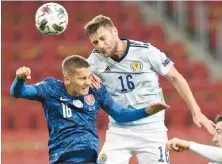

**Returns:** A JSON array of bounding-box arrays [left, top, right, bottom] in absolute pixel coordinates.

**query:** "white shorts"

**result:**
[[97, 127, 170, 164]]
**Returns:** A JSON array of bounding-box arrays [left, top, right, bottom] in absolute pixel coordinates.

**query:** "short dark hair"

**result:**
[[215, 114, 222, 123], [62, 55, 90, 75], [84, 15, 115, 36]]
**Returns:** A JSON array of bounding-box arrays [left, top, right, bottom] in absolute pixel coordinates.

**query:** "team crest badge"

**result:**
[[73, 100, 83, 108], [130, 61, 143, 72], [84, 94, 95, 106], [98, 154, 107, 164]]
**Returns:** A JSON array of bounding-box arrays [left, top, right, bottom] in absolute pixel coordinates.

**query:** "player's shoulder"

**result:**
[[36, 77, 62, 87], [88, 48, 107, 62], [129, 39, 150, 49], [129, 40, 160, 52]]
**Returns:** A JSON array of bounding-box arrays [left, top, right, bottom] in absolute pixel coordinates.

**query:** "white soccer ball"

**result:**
[[35, 2, 68, 36]]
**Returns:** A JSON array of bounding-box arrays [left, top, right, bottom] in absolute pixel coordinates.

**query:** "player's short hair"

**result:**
[[215, 114, 222, 123], [84, 15, 115, 36], [62, 55, 90, 75]]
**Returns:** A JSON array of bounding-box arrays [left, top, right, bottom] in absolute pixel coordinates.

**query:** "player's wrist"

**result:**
[[16, 77, 26, 81]]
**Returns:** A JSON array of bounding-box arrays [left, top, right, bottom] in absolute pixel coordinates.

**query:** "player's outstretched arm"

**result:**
[[10, 66, 38, 98], [166, 138, 222, 163], [165, 66, 216, 134], [92, 84, 170, 123]]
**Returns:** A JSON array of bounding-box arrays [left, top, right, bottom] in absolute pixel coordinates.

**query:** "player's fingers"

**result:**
[[195, 121, 202, 128], [91, 81, 100, 89], [92, 73, 101, 83], [211, 121, 216, 127], [159, 103, 170, 109], [17, 69, 24, 78], [26, 76, 31, 80], [27, 67, 31, 76], [91, 79, 100, 89], [202, 120, 215, 135], [172, 142, 179, 151], [21, 67, 28, 77], [208, 122, 216, 135]]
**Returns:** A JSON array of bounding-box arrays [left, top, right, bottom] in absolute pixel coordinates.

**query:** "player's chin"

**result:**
[[80, 88, 90, 95]]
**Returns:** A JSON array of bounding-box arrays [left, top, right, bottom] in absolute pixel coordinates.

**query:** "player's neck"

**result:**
[[113, 39, 127, 60]]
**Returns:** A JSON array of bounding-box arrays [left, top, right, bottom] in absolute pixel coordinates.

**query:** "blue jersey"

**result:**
[[10, 77, 149, 163], [33, 77, 102, 162]]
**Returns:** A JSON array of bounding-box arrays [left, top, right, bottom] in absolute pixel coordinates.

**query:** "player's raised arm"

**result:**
[[92, 84, 170, 123], [10, 66, 38, 99], [166, 138, 222, 163], [165, 66, 216, 134], [147, 44, 216, 134]]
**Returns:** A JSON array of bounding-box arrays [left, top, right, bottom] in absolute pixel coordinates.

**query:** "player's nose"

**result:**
[[85, 78, 91, 86], [98, 41, 105, 50]]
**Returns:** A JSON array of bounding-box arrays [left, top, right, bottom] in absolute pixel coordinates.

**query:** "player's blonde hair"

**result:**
[[62, 55, 90, 75], [84, 15, 115, 36]]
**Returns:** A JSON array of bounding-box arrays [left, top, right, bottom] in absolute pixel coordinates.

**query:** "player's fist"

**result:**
[[166, 138, 190, 152], [16, 66, 31, 80], [146, 102, 170, 115]]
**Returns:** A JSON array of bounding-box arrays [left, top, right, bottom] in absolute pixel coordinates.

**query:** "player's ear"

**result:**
[[64, 75, 70, 85], [112, 27, 118, 36]]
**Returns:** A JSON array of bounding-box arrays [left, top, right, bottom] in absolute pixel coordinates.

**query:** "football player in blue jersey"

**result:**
[[10, 55, 169, 164]]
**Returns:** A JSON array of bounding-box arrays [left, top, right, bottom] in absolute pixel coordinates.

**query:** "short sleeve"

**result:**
[[147, 44, 174, 76]]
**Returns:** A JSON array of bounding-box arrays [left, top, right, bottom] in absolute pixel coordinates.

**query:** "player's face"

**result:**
[[212, 121, 222, 148], [66, 67, 92, 96], [89, 26, 118, 57]]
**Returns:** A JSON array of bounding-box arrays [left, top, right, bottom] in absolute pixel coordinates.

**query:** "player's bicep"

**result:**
[[164, 66, 182, 82]]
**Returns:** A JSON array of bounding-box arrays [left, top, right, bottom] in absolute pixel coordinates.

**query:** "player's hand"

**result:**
[[192, 112, 216, 135], [146, 102, 170, 115], [166, 138, 190, 152], [91, 73, 101, 89], [16, 66, 31, 80]]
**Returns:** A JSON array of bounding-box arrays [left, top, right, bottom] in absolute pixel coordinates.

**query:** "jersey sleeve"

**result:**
[[147, 44, 174, 76], [32, 77, 57, 101], [10, 77, 55, 102], [91, 85, 149, 123], [189, 141, 222, 163], [87, 50, 100, 74]]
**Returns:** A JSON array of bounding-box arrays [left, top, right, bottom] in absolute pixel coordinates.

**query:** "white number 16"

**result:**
[[62, 103, 72, 118]]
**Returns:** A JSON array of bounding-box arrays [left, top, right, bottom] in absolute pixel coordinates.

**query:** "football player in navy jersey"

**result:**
[[10, 55, 169, 164]]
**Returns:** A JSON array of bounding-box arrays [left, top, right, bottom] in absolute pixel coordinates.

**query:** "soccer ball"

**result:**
[[35, 2, 68, 36]]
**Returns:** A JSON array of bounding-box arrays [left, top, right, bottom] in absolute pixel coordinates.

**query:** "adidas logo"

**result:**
[[105, 66, 111, 72]]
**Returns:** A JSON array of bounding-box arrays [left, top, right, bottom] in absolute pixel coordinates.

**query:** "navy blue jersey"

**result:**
[[32, 77, 103, 162]]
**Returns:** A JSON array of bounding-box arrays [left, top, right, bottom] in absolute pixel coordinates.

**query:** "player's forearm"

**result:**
[[171, 75, 200, 114], [104, 102, 149, 123], [10, 78, 37, 98], [189, 142, 222, 163]]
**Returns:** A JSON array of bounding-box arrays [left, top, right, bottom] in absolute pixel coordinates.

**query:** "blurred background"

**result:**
[[2, 1, 222, 164]]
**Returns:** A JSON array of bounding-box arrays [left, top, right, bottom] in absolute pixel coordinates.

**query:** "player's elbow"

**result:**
[[10, 86, 20, 98]]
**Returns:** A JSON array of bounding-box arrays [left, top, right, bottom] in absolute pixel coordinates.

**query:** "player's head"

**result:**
[[212, 114, 222, 148], [84, 15, 119, 57], [62, 55, 92, 96]]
